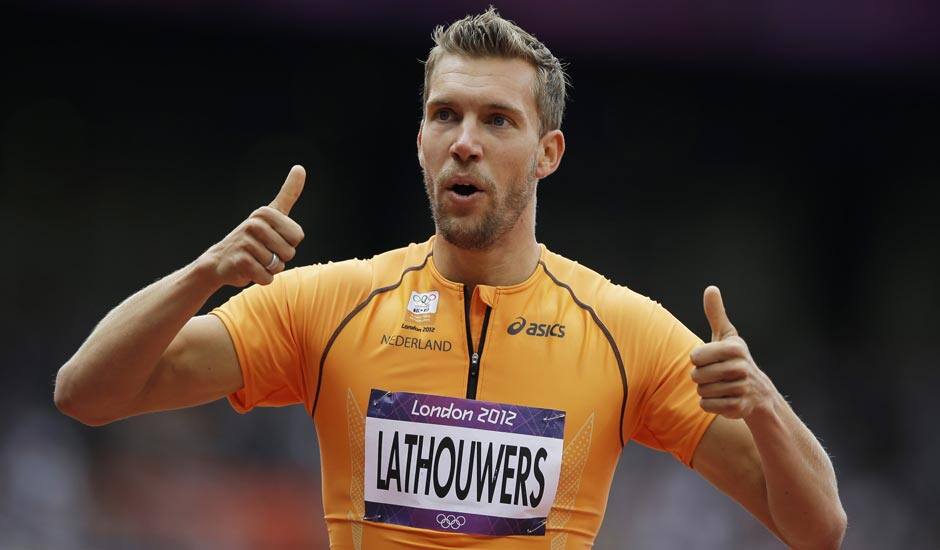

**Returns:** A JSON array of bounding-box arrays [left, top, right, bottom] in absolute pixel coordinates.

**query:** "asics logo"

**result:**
[[507, 316, 566, 338], [507, 317, 527, 335], [436, 514, 466, 530]]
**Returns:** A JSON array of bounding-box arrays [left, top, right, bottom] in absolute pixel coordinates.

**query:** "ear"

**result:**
[[534, 129, 565, 179], [417, 124, 425, 169]]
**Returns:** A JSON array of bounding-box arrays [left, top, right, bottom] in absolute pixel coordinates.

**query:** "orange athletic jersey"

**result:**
[[211, 236, 716, 549]]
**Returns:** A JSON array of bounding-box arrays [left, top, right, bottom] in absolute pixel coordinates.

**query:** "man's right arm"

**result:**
[[54, 166, 307, 426]]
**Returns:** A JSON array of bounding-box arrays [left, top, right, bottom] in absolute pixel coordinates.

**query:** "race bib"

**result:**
[[363, 389, 565, 536]]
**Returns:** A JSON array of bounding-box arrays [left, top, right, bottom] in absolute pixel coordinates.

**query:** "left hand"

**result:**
[[690, 286, 777, 420]]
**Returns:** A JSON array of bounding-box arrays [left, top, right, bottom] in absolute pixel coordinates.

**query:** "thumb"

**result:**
[[269, 165, 306, 215], [703, 285, 737, 342]]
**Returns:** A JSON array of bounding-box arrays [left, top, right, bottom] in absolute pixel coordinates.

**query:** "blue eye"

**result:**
[[491, 115, 507, 127], [436, 109, 453, 121]]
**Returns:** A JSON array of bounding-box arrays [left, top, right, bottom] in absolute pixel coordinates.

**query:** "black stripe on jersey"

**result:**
[[310, 252, 433, 418], [539, 261, 629, 448]]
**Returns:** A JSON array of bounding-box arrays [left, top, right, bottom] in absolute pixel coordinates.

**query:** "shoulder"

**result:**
[[540, 246, 659, 329], [540, 246, 702, 390], [368, 239, 435, 289], [288, 238, 434, 299]]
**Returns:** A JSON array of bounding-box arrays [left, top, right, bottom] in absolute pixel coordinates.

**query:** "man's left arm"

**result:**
[[689, 286, 847, 549]]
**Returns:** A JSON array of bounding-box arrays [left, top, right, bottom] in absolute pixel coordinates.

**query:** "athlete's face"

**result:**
[[418, 55, 560, 250]]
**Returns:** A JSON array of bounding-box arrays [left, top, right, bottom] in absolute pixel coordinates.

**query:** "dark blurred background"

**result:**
[[2, 0, 938, 548]]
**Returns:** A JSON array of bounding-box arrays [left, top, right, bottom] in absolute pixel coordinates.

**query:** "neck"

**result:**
[[432, 207, 540, 291]]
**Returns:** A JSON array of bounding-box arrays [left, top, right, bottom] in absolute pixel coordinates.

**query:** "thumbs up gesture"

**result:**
[[199, 165, 307, 288], [690, 286, 776, 419]]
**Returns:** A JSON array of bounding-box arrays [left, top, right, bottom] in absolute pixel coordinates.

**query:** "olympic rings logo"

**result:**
[[436, 514, 466, 530], [411, 293, 438, 305]]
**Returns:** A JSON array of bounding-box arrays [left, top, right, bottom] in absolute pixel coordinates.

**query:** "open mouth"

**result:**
[[451, 183, 480, 196]]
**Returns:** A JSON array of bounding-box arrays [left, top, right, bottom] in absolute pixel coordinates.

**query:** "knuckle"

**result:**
[[285, 225, 304, 247], [244, 218, 264, 235], [252, 268, 272, 285], [282, 247, 296, 261], [719, 360, 735, 375], [236, 255, 254, 271], [723, 363, 739, 378]]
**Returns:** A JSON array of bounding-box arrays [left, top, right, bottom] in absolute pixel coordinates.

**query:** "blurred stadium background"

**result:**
[[2, 1, 938, 548]]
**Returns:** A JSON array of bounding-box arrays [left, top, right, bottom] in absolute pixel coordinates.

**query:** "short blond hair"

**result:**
[[422, 7, 569, 135]]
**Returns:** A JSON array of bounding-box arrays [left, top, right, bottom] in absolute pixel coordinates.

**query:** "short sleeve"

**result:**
[[210, 267, 313, 414], [621, 297, 717, 466]]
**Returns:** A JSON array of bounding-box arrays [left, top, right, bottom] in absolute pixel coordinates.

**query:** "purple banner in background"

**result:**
[[41, 1, 940, 67], [367, 389, 565, 439]]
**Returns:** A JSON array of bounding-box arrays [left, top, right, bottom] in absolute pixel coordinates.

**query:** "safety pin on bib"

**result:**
[[526, 519, 548, 534], [372, 391, 393, 407]]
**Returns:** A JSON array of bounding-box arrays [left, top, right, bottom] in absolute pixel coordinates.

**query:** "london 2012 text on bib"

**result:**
[[363, 389, 566, 536]]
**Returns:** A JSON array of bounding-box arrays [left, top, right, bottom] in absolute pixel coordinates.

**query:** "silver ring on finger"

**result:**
[[265, 252, 280, 272]]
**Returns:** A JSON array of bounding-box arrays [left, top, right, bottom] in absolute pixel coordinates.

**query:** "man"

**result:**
[[54, 8, 846, 549]]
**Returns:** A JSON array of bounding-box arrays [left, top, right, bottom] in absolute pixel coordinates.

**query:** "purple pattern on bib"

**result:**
[[364, 501, 546, 537], [367, 389, 565, 439]]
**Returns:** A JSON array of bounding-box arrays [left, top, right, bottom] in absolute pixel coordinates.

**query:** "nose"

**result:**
[[449, 119, 483, 163]]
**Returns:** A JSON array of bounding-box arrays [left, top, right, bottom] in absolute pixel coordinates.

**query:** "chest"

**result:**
[[309, 275, 628, 540], [321, 284, 622, 428]]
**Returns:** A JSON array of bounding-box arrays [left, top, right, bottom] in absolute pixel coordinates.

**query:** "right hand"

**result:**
[[199, 165, 307, 288]]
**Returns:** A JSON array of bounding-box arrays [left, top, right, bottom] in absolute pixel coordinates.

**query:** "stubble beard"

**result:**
[[423, 158, 537, 250]]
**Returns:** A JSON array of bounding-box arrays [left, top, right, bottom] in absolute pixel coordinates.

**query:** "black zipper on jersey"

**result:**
[[463, 285, 492, 400]]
